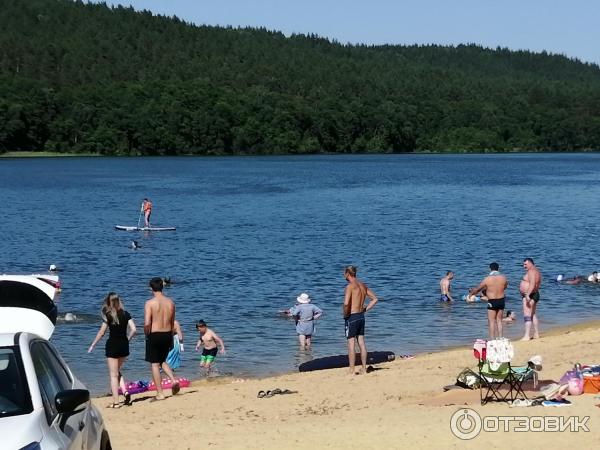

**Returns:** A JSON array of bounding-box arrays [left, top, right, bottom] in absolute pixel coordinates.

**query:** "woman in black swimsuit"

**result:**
[[88, 292, 137, 408]]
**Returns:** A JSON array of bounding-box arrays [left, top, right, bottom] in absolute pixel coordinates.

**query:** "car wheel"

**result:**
[[100, 430, 112, 450]]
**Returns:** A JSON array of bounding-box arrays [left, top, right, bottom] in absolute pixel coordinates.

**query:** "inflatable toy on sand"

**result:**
[[118, 380, 150, 395], [147, 377, 190, 391]]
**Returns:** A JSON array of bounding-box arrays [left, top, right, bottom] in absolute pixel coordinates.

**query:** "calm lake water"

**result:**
[[1, 153, 600, 393]]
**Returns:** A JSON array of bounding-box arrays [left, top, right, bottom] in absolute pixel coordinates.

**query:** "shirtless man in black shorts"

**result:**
[[520, 257, 542, 340], [470, 262, 508, 339], [343, 265, 378, 375], [144, 277, 179, 400]]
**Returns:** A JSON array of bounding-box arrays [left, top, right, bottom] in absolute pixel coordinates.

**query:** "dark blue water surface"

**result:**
[[1, 154, 600, 393]]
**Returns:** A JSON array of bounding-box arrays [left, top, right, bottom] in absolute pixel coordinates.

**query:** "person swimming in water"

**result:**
[[462, 292, 480, 303], [64, 312, 77, 322], [502, 310, 516, 323], [131, 241, 141, 250], [565, 275, 585, 285]]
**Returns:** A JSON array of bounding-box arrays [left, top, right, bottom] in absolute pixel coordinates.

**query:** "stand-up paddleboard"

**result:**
[[115, 225, 176, 231], [298, 351, 396, 372]]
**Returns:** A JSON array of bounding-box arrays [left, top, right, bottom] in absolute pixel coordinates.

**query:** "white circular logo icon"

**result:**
[[450, 408, 482, 440]]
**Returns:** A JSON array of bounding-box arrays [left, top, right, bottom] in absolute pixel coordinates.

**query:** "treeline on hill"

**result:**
[[1, 0, 600, 155]]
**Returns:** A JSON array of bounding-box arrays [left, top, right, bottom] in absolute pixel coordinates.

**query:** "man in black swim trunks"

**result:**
[[144, 277, 180, 400], [470, 262, 508, 339], [343, 265, 378, 375], [520, 257, 542, 341]]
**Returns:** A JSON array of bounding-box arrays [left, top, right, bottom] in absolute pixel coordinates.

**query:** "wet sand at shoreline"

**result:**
[[96, 321, 600, 449]]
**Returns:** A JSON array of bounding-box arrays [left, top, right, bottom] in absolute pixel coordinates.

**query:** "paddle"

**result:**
[[137, 203, 144, 229]]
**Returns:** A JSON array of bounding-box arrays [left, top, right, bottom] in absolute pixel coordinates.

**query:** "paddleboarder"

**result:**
[[142, 198, 152, 228]]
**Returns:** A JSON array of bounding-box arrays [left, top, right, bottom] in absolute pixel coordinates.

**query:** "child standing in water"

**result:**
[[195, 320, 225, 372], [287, 293, 323, 349]]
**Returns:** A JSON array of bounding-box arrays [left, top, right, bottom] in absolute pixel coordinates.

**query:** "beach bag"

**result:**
[[583, 375, 600, 394], [473, 339, 486, 360], [568, 378, 583, 396], [455, 368, 482, 389], [559, 369, 584, 395]]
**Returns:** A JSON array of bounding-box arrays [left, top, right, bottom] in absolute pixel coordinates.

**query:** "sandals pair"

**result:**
[[257, 388, 297, 398], [107, 390, 132, 408]]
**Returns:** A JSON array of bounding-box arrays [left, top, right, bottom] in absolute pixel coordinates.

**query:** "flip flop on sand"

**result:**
[[123, 391, 131, 406], [257, 389, 297, 398], [106, 403, 122, 409], [399, 355, 415, 360], [150, 396, 166, 402]]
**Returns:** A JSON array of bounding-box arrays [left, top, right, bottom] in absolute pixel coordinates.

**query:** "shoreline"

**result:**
[[96, 319, 600, 448], [2, 150, 600, 158], [0, 151, 101, 158], [92, 317, 600, 398]]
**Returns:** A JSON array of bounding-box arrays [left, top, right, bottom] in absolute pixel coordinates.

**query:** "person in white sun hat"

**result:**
[[286, 293, 323, 349]]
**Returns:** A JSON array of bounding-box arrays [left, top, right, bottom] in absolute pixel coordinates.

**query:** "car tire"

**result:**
[[100, 430, 112, 450]]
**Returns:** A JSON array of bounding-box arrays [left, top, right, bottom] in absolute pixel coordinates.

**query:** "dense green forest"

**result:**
[[1, 0, 600, 155]]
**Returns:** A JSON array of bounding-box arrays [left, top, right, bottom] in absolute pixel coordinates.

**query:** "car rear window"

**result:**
[[0, 346, 33, 418]]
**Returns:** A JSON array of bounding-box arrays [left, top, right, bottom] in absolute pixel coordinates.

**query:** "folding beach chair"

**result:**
[[478, 361, 532, 405], [474, 338, 535, 405]]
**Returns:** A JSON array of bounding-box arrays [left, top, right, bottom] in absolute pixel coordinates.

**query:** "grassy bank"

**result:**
[[0, 151, 101, 158]]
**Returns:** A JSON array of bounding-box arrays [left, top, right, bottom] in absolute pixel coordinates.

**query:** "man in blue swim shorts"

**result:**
[[343, 265, 378, 374], [439, 271, 454, 302]]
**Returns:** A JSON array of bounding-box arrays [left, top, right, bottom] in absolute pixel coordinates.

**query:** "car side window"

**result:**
[[30, 341, 73, 425], [44, 342, 73, 385]]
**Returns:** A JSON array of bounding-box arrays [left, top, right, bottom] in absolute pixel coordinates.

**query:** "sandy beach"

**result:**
[[95, 322, 600, 449]]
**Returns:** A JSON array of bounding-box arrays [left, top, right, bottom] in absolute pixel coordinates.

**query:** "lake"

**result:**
[[1, 153, 600, 393]]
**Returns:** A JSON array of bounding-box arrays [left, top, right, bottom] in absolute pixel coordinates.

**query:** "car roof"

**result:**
[[0, 276, 58, 339], [0, 332, 19, 347], [0, 275, 57, 301]]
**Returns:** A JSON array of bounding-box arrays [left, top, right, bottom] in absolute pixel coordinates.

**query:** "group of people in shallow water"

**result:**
[[439, 258, 543, 341], [86, 264, 380, 407], [281, 265, 378, 374], [88, 277, 225, 407]]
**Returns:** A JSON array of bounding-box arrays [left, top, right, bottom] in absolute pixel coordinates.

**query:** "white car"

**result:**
[[0, 275, 111, 450]]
